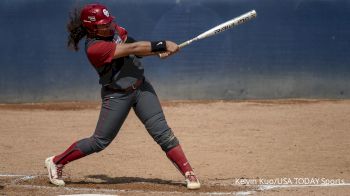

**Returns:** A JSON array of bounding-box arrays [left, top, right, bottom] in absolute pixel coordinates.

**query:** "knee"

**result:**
[[77, 136, 112, 154], [93, 136, 113, 152], [143, 112, 179, 152], [158, 130, 180, 152]]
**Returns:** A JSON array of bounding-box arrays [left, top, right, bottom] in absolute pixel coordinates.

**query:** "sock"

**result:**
[[166, 144, 193, 176], [53, 142, 86, 165]]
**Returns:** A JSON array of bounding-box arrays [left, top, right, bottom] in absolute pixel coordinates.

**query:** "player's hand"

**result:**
[[158, 41, 179, 59], [158, 52, 171, 59], [165, 41, 179, 53]]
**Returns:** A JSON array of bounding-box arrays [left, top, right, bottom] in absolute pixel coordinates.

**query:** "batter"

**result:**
[[44, 3, 200, 190]]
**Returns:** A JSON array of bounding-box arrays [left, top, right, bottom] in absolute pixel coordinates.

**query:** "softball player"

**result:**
[[44, 3, 200, 190]]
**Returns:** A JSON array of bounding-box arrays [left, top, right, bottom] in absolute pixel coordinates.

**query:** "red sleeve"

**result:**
[[86, 41, 116, 68], [116, 24, 128, 42]]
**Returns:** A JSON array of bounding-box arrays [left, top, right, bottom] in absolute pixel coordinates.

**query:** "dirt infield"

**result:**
[[1, 100, 350, 195]]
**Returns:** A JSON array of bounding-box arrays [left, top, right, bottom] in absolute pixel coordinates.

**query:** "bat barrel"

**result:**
[[196, 10, 256, 40], [178, 10, 257, 49]]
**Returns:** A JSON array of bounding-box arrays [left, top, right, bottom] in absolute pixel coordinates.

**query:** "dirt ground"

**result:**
[[0, 99, 350, 195]]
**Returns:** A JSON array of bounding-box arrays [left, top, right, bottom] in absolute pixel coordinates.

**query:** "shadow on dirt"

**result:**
[[15, 175, 252, 193], [68, 174, 183, 187]]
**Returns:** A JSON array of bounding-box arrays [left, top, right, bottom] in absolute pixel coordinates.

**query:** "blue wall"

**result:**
[[0, 0, 349, 102]]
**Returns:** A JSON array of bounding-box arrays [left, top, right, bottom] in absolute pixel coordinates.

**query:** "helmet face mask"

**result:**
[[95, 22, 115, 37], [80, 4, 116, 37]]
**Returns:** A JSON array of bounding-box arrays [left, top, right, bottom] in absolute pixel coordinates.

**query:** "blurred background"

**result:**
[[0, 0, 349, 102]]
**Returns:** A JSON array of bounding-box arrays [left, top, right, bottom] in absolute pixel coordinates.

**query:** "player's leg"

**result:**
[[133, 79, 200, 189], [45, 92, 133, 186]]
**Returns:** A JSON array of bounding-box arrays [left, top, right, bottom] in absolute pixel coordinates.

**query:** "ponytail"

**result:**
[[67, 8, 87, 51]]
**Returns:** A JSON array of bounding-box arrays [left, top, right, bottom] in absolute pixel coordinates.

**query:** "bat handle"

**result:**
[[179, 42, 189, 48], [158, 39, 194, 58], [179, 40, 193, 49]]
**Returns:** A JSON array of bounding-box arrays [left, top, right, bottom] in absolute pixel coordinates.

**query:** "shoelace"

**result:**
[[56, 164, 64, 179], [185, 172, 198, 182]]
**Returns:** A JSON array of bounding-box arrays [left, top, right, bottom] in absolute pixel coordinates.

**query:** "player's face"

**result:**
[[96, 22, 115, 37]]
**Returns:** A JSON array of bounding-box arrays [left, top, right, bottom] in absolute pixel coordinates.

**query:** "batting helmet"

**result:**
[[80, 3, 115, 37]]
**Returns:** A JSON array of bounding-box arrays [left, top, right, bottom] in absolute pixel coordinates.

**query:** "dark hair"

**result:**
[[67, 8, 87, 51]]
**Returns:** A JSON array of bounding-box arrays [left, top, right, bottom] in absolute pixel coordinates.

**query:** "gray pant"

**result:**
[[76, 79, 179, 155]]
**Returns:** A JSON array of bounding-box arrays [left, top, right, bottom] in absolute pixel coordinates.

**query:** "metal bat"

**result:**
[[179, 10, 257, 48]]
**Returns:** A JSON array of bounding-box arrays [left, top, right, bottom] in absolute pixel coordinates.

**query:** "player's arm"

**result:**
[[124, 37, 173, 58], [113, 41, 179, 59], [124, 36, 144, 58]]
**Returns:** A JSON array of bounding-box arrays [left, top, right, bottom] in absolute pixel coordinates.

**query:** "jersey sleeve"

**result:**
[[116, 24, 128, 42], [86, 41, 116, 68]]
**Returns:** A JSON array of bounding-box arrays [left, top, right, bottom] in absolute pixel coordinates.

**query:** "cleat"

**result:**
[[45, 156, 65, 186], [185, 171, 201, 190]]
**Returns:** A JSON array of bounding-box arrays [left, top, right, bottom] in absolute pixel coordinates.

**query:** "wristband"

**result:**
[[151, 41, 167, 52]]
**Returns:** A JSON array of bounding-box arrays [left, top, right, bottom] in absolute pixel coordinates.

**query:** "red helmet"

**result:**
[[80, 3, 115, 37]]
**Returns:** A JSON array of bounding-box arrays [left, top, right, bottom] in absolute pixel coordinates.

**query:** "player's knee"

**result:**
[[158, 130, 179, 152], [77, 136, 112, 154], [92, 136, 112, 152], [143, 112, 179, 151]]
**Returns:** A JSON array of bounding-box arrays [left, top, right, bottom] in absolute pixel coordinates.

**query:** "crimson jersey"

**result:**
[[84, 24, 144, 89]]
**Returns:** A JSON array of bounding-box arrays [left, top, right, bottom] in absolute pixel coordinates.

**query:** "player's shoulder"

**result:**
[[86, 40, 116, 67], [115, 24, 128, 41], [115, 24, 126, 33]]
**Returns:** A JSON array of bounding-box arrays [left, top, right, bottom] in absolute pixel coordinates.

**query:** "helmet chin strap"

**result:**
[[96, 23, 115, 38], [95, 35, 114, 41], [86, 28, 115, 40]]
